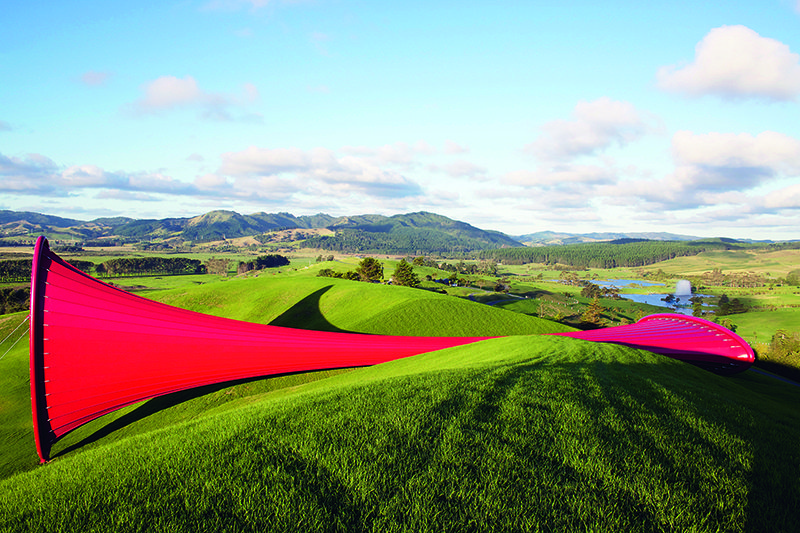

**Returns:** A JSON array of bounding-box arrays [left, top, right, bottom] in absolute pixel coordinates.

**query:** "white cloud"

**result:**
[[0, 151, 211, 198], [525, 97, 650, 162], [763, 183, 800, 209], [597, 130, 800, 214], [657, 25, 800, 101], [0, 120, 11, 131], [219, 146, 424, 199], [429, 160, 487, 179], [503, 165, 616, 187], [340, 141, 435, 168], [671, 130, 800, 192], [0, 152, 60, 193], [444, 140, 469, 154], [129, 75, 262, 122]]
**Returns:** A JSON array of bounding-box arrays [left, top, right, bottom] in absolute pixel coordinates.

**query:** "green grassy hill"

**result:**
[[1, 273, 799, 532]]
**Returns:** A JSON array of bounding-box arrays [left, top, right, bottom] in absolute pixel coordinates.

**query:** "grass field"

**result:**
[[2, 267, 800, 531], [639, 249, 800, 278]]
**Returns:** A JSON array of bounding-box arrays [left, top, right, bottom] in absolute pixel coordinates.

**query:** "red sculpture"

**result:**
[[28, 237, 753, 463]]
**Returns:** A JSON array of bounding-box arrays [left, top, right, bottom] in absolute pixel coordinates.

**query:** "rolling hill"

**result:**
[[1, 267, 799, 531]]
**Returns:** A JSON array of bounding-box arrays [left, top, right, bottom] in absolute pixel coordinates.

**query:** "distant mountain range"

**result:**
[[514, 230, 704, 246], [0, 209, 774, 253], [0, 210, 520, 252]]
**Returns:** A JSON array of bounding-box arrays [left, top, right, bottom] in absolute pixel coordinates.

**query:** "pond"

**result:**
[[592, 279, 665, 288], [621, 293, 711, 316]]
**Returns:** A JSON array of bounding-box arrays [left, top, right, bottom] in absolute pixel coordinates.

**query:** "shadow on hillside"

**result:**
[[269, 285, 355, 333], [50, 376, 275, 459]]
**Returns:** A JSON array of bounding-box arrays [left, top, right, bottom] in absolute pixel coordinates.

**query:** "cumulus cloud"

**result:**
[[219, 146, 424, 199], [525, 97, 651, 162], [129, 75, 262, 122], [1, 142, 429, 212], [657, 25, 800, 101], [671, 130, 800, 192], [0, 151, 211, 198], [0, 152, 60, 193], [598, 129, 800, 214], [428, 160, 487, 180], [444, 140, 469, 154], [763, 183, 800, 210]]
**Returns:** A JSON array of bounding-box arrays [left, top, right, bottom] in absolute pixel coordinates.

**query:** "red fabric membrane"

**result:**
[[28, 237, 754, 462]]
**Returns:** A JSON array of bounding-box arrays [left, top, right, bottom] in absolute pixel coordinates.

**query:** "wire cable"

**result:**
[[0, 314, 30, 363]]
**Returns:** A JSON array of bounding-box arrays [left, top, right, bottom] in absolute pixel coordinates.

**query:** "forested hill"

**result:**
[[303, 212, 521, 254], [480, 239, 747, 268]]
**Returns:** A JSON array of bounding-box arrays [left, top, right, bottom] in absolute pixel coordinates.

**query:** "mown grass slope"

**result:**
[[152, 274, 573, 336], [1, 273, 799, 531], [1, 336, 799, 532]]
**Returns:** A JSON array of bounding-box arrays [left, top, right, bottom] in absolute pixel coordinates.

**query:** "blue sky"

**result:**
[[2, 0, 800, 239]]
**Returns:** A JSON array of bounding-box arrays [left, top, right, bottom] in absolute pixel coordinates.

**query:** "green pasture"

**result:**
[[2, 333, 799, 531], [720, 308, 800, 345], [640, 249, 800, 277], [2, 269, 800, 531]]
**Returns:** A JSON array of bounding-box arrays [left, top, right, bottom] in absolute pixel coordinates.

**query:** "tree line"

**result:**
[[237, 254, 291, 274], [304, 229, 500, 255], [98, 257, 205, 276], [480, 241, 730, 268]]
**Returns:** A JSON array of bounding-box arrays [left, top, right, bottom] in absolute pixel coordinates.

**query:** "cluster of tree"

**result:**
[[318, 257, 385, 283], [99, 257, 205, 276], [715, 294, 747, 316], [581, 297, 606, 327], [317, 268, 361, 281], [699, 268, 766, 288], [756, 329, 800, 382], [438, 260, 498, 276], [0, 240, 36, 247], [767, 330, 800, 359], [52, 245, 84, 253], [206, 258, 231, 276], [315, 254, 335, 262], [580, 282, 621, 299], [237, 254, 290, 274], [481, 240, 730, 268], [411, 256, 440, 268], [783, 269, 800, 286], [68, 259, 97, 273], [0, 260, 33, 282], [391, 259, 420, 288], [317, 257, 421, 288], [0, 286, 29, 314]]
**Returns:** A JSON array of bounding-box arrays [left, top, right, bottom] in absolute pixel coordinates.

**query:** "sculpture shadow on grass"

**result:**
[[269, 285, 355, 333]]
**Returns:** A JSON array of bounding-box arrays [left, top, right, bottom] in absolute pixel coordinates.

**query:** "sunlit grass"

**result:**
[[2, 336, 799, 532], [2, 267, 799, 532]]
